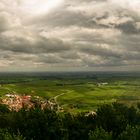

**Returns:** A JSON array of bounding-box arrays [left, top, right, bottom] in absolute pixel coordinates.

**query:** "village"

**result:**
[[0, 94, 60, 112]]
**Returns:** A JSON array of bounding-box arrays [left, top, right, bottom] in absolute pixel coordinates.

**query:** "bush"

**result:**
[[118, 125, 140, 140], [0, 129, 25, 140], [89, 127, 112, 140]]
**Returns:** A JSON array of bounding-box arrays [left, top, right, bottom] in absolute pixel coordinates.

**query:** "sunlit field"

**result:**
[[0, 72, 140, 112]]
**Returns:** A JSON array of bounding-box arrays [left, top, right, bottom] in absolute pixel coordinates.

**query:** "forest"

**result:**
[[0, 102, 140, 140]]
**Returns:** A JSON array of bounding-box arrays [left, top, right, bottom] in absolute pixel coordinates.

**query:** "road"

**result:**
[[49, 91, 73, 110], [54, 93, 65, 103]]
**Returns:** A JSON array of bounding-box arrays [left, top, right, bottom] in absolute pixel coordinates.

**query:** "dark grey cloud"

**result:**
[[115, 20, 139, 34], [0, 35, 71, 54]]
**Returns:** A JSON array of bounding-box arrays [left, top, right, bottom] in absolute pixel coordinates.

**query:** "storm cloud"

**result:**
[[0, 0, 140, 71]]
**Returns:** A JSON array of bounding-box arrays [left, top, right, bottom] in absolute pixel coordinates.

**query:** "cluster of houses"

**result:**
[[0, 94, 57, 111]]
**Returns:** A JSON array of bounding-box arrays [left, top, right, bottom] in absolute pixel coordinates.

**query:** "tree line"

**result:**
[[0, 102, 140, 140]]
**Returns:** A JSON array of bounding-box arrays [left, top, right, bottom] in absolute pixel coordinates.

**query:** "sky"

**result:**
[[0, 0, 140, 72]]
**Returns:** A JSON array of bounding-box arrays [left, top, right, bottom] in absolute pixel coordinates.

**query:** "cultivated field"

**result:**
[[0, 72, 140, 112]]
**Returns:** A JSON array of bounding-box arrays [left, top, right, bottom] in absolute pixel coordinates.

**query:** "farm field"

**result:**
[[0, 72, 140, 112]]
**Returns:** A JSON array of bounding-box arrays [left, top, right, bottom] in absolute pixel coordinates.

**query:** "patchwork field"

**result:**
[[0, 72, 140, 112]]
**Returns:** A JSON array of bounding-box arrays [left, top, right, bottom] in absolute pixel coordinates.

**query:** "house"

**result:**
[[97, 82, 108, 87]]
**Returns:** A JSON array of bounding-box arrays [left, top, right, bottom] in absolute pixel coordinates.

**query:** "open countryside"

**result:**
[[0, 72, 140, 112]]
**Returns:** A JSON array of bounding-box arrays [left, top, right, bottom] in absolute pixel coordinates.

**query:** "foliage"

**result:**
[[118, 125, 140, 140], [89, 127, 112, 140], [0, 103, 140, 140], [0, 129, 25, 140]]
